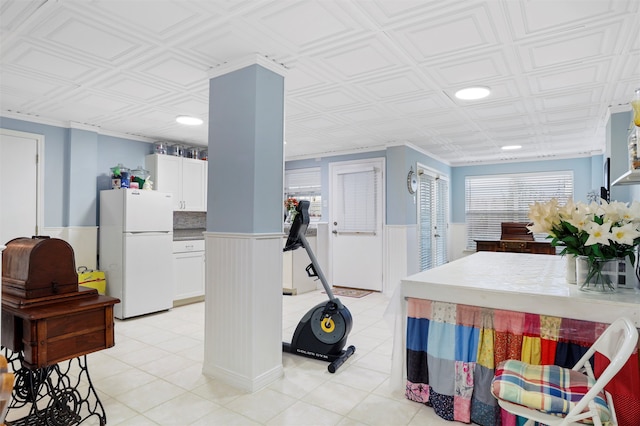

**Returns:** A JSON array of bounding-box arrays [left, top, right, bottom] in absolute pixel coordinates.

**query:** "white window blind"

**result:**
[[465, 171, 573, 249], [337, 168, 378, 233], [285, 168, 321, 194], [418, 169, 449, 271], [418, 173, 434, 271], [285, 167, 322, 219], [435, 177, 449, 267]]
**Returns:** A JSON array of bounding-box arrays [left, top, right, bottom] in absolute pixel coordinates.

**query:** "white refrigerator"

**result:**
[[100, 189, 174, 319]]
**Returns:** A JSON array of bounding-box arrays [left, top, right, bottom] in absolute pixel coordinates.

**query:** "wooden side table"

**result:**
[[1, 288, 119, 425]]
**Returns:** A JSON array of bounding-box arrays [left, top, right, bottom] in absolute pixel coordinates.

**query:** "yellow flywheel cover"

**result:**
[[320, 317, 335, 333]]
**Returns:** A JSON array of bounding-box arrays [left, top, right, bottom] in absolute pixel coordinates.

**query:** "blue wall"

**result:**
[[1, 115, 615, 230], [451, 156, 600, 223], [207, 64, 284, 233], [1, 116, 153, 227]]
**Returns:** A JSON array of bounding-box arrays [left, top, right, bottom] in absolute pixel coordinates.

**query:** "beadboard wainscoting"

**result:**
[[384, 225, 418, 296], [449, 222, 472, 261], [203, 232, 284, 392], [42, 226, 98, 270]]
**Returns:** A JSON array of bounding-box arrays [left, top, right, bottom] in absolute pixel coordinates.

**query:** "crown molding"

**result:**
[[208, 54, 288, 79]]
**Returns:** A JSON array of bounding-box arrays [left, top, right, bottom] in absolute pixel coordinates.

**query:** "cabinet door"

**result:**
[[173, 251, 205, 300], [147, 154, 182, 210], [181, 158, 206, 212]]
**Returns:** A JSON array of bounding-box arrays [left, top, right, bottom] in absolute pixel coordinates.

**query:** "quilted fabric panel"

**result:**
[[490, 359, 610, 423]]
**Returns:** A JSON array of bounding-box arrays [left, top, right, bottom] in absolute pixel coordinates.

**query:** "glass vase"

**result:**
[[565, 255, 576, 284], [576, 256, 619, 293]]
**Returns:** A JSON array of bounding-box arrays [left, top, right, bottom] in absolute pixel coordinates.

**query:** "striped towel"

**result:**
[[491, 359, 610, 423]]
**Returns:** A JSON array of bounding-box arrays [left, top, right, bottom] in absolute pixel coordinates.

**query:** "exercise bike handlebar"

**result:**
[[283, 200, 339, 303]]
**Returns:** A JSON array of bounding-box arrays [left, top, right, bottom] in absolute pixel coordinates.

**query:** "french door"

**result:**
[[418, 165, 449, 271]]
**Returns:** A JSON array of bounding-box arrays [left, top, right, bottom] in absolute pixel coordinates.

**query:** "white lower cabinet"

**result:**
[[173, 240, 205, 303]]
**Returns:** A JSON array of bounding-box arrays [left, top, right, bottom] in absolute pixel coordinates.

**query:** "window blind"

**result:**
[[435, 177, 449, 267], [285, 168, 321, 194], [418, 169, 449, 271], [285, 167, 322, 218], [337, 169, 378, 233], [465, 171, 573, 249], [418, 173, 434, 270]]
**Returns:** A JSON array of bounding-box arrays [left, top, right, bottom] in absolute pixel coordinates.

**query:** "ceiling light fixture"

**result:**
[[501, 145, 522, 150], [454, 86, 491, 100], [176, 115, 203, 125]]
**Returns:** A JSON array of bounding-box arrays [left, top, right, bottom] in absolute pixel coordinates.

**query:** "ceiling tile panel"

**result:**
[[356, 72, 425, 99], [141, 57, 210, 87], [6, 46, 94, 80], [185, 26, 266, 66], [255, 1, 355, 47], [395, 3, 498, 60], [320, 36, 404, 78], [0, 70, 70, 97], [520, 26, 619, 71], [430, 51, 508, 86], [1, 0, 637, 164], [531, 63, 605, 92], [42, 16, 140, 61], [537, 89, 603, 110], [303, 89, 363, 109], [388, 95, 444, 114], [505, 0, 617, 39], [91, 1, 206, 38]]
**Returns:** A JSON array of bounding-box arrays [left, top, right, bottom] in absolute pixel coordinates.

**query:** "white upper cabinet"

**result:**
[[146, 154, 207, 211]]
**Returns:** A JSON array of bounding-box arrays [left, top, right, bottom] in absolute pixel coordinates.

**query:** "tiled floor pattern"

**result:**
[[6, 290, 455, 425]]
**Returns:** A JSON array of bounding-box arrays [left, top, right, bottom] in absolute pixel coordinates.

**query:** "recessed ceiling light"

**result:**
[[454, 86, 491, 100], [501, 145, 522, 150], [176, 115, 203, 125]]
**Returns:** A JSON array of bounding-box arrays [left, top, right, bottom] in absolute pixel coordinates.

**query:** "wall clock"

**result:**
[[407, 168, 417, 194]]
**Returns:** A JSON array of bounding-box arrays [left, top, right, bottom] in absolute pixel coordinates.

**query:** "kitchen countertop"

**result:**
[[283, 225, 317, 237], [174, 226, 317, 240], [173, 228, 205, 241]]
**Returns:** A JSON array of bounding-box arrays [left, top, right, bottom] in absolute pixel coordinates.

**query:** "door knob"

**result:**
[[332, 230, 338, 234]]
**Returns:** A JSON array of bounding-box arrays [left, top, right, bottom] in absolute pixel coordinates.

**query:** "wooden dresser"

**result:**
[[475, 222, 556, 255], [475, 239, 556, 255]]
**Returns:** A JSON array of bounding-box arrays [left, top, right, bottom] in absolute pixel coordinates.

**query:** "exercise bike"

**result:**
[[282, 200, 356, 373]]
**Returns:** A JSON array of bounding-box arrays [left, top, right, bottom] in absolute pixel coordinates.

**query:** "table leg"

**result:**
[[2, 348, 107, 426]]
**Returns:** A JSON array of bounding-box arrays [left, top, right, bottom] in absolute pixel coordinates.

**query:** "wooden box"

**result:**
[[2, 237, 78, 299]]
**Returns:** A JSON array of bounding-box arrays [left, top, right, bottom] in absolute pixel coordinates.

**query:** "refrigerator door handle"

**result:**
[[125, 231, 172, 236]]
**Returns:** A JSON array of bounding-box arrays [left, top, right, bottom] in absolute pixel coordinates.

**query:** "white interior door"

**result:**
[[330, 159, 384, 291], [0, 129, 43, 245]]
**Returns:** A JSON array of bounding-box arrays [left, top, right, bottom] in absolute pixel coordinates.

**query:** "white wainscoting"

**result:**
[[42, 226, 98, 270], [203, 232, 284, 392], [384, 225, 418, 296], [449, 222, 472, 261]]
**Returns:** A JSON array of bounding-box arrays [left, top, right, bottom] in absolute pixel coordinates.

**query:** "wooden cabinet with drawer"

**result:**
[[1, 288, 118, 369]]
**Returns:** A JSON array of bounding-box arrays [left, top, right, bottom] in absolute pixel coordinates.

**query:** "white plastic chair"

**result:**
[[491, 317, 638, 426]]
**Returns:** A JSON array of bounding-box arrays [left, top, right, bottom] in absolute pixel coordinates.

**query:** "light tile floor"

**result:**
[[6, 290, 454, 425]]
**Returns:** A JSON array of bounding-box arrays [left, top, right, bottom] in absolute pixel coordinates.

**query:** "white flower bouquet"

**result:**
[[528, 199, 640, 290]]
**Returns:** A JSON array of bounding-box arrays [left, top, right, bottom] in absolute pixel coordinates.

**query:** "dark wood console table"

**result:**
[[475, 239, 556, 255], [1, 288, 119, 425]]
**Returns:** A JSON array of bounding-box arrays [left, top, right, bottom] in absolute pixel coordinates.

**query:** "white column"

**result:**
[[203, 56, 286, 391]]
